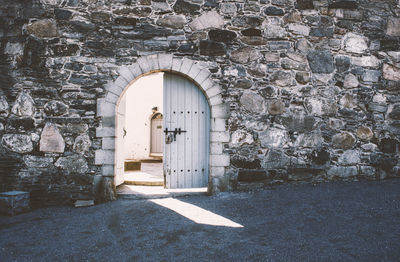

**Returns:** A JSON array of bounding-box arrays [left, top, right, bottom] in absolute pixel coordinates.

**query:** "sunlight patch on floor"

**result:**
[[151, 198, 244, 228]]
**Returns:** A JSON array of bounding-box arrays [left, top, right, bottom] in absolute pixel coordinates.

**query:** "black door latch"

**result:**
[[164, 128, 187, 141]]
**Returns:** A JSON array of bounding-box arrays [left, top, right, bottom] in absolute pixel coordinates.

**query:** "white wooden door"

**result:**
[[151, 114, 163, 154], [163, 73, 210, 188], [115, 95, 126, 186]]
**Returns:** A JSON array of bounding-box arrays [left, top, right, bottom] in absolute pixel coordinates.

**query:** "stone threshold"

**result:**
[[124, 180, 164, 186], [117, 185, 207, 200]]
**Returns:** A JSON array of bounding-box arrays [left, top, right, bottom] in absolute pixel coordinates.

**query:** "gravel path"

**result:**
[[1, 179, 400, 262]]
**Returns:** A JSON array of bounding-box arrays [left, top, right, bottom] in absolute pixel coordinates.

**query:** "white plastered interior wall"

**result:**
[[122, 72, 163, 160]]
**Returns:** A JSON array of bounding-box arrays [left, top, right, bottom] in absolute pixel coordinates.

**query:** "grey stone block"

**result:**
[[0, 191, 30, 216]]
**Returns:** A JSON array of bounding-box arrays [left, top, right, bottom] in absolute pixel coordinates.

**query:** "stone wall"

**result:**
[[0, 0, 399, 204]]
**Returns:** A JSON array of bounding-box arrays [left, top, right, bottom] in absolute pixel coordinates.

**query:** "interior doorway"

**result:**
[[115, 71, 210, 193], [150, 112, 163, 157]]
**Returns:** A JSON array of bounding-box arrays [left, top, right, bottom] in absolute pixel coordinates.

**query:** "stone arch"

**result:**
[[95, 54, 230, 195]]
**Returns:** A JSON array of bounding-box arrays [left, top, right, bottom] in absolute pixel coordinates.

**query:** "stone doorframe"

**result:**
[[95, 54, 230, 195]]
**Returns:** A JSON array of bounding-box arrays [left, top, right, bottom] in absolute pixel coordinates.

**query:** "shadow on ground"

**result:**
[[1, 180, 400, 261]]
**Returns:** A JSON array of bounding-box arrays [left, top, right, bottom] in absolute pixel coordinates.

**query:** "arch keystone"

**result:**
[[147, 54, 159, 71], [158, 54, 173, 70]]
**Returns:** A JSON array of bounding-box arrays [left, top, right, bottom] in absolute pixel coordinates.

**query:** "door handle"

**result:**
[[165, 134, 173, 144]]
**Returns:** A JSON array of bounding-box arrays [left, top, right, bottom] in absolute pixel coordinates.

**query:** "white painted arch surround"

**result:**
[[95, 54, 230, 194]]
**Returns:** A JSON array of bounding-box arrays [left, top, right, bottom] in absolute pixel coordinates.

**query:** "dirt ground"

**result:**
[[1, 179, 400, 262]]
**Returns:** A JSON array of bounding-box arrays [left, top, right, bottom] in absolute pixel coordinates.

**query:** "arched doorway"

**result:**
[[96, 55, 230, 195]]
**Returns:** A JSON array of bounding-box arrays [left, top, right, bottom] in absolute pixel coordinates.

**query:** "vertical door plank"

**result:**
[[191, 80, 200, 187], [175, 76, 186, 188], [184, 77, 192, 187], [171, 74, 179, 188]]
